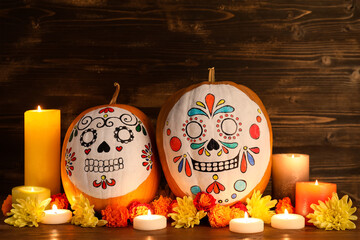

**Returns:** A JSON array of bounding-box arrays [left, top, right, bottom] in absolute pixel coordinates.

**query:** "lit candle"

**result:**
[[24, 106, 61, 194], [12, 185, 50, 204], [271, 209, 305, 229], [42, 204, 72, 224], [133, 210, 167, 231], [295, 180, 336, 225], [272, 153, 309, 203], [229, 212, 264, 234]]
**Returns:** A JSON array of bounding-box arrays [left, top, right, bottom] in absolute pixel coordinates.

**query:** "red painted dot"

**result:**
[[170, 137, 182, 152], [200, 120, 203, 123], [228, 137, 231, 139], [256, 116, 262, 122], [199, 138, 202, 141], [225, 114, 228, 117], [216, 124, 219, 128], [183, 134, 186, 137], [183, 124, 186, 127], [233, 136, 236, 139], [230, 114, 233, 118], [220, 116, 223, 119], [217, 120, 221, 123], [182, 128, 185, 131], [204, 129, 207, 132], [186, 120, 188, 123], [195, 117, 198, 120], [224, 136, 227, 139], [239, 122, 242, 125], [203, 134, 206, 137], [187, 138, 190, 141], [237, 133, 240, 136], [250, 124, 260, 139], [166, 129, 171, 136], [217, 129, 220, 132], [220, 133, 223, 136], [236, 117, 239, 120], [190, 118, 193, 121]]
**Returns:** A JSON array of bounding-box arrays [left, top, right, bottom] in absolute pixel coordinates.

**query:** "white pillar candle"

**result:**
[[42, 204, 72, 224], [271, 209, 305, 229], [133, 210, 167, 231], [229, 212, 264, 234]]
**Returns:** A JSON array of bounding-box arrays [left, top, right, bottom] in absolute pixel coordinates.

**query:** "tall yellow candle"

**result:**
[[24, 106, 61, 194]]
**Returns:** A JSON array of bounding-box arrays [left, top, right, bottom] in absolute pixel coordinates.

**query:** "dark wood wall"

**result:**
[[1, 0, 359, 206]]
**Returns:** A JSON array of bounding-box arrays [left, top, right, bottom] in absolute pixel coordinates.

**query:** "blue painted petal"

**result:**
[[178, 159, 184, 172], [188, 108, 209, 118], [190, 141, 207, 149], [247, 151, 255, 166], [220, 141, 238, 149], [213, 105, 234, 115]]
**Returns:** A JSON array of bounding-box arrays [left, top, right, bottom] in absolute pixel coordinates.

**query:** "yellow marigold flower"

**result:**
[[168, 196, 206, 228], [4, 197, 51, 227], [71, 194, 107, 227], [307, 192, 357, 230], [246, 190, 277, 224]]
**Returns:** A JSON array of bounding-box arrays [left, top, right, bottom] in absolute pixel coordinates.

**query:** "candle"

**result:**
[[272, 153, 309, 204], [12, 186, 50, 204], [133, 210, 167, 231], [295, 180, 336, 225], [42, 204, 72, 224], [24, 106, 61, 194], [229, 212, 264, 234], [271, 209, 305, 229]]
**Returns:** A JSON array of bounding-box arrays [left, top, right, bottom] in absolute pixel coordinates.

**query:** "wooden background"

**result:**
[[0, 0, 359, 206]]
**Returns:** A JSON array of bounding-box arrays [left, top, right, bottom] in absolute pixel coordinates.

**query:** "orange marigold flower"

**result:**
[[208, 204, 232, 228], [50, 193, 70, 209], [231, 201, 247, 213], [193, 192, 216, 212], [128, 201, 153, 223], [151, 195, 172, 217], [1, 195, 12, 216], [230, 208, 245, 219], [101, 205, 129, 227], [275, 197, 295, 214]]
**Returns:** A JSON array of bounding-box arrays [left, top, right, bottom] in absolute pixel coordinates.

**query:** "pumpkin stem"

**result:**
[[110, 82, 120, 104], [208, 67, 215, 83]]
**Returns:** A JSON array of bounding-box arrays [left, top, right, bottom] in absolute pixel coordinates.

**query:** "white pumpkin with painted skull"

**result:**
[[61, 103, 160, 211], [157, 72, 272, 205]]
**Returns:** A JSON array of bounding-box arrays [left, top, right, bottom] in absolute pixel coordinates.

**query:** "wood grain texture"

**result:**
[[0, 0, 359, 209]]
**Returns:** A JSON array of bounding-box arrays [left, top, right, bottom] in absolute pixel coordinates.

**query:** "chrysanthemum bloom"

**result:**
[[151, 195, 172, 217], [128, 201, 153, 223], [101, 205, 129, 227], [307, 193, 357, 230], [275, 197, 295, 214], [193, 192, 216, 212], [246, 190, 277, 224], [1, 195, 12, 216], [71, 194, 107, 227]]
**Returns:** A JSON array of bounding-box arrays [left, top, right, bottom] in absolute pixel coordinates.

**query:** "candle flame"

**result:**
[[284, 209, 289, 215], [315, 180, 319, 185], [30, 187, 34, 192], [244, 211, 249, 219], [291, 154, 294, 158], [52, 204, 58, 211], [37, 105, 42, 112], [147, 209, 152, 216]]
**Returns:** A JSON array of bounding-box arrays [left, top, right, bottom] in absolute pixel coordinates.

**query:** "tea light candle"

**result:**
[[272, 153, 309, 203], [271, 209, 305, 229], [133, 210, 167, 231], [12, 186, 50, 204], [229, 212, 264, 234], [295, 180, 336, 225], [42, 204, 72, 224], [25, 106, 61, 195]]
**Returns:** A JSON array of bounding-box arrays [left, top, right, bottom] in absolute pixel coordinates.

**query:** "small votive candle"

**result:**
[[12, 186, 50, 204], [133, 210, 167, 231], [42, 204, 72, 224], [271, 209, 305, 229], [229, 212, 264, 234]]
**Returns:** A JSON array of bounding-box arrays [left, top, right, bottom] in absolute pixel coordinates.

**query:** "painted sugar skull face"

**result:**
[[163, 84, 271, 205], [64, 106, 153, 199]]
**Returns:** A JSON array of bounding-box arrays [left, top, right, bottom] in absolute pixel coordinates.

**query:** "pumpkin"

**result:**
[[156, 68, 272, 205], [61, 83, 160, 211]]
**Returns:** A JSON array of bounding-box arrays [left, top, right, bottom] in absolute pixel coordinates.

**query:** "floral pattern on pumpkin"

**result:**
[[240, 146, 260, 173], [93, 175, 116, 189], [65, 147, 76, 176], [141, 143, 153, 171], [206, 174, 225, 194], [173, 154, 192, 177]]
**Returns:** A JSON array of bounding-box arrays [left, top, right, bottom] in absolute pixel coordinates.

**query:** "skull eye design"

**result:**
[[186, 121, 203, 139], [221, 118, 237, 135], [114, 126, 134, 144], [80, 128, 97, 147]]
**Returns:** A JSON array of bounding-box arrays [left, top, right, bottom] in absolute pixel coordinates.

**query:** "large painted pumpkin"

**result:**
[[61, 83, 160, 211], [156, 68, 272, 205]]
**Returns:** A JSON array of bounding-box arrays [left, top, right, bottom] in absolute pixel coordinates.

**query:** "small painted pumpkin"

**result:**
[[156, 68, 272, 205], [61, 83, 160, 211]]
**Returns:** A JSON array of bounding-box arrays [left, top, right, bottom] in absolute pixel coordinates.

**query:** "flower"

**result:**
[[4, 197, 51, 227], [101, 205, 129, 227], [193, 192, 216, 212], [50, 193, 70, 209], [231, 201, 247, 213], [307, 193, 357, 230], [208, 204, 232, 228], [168, 196, 206, 228], [151, 195, 172, 217], [128, 201, 153, 223], [231, 208, 245, 219], [71, 194, 107, 227], [246, 190, 277, 224], [275, 197, 294, 214], [168, 200, 178, 214], [2, 195, 12, 216]]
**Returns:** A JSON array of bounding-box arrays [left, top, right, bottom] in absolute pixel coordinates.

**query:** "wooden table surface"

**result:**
[[1, 215, 359, 240]]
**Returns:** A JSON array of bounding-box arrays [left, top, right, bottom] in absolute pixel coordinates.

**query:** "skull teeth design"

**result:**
[[191, 151, 240, 172], [84, 158, 124, 173]]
